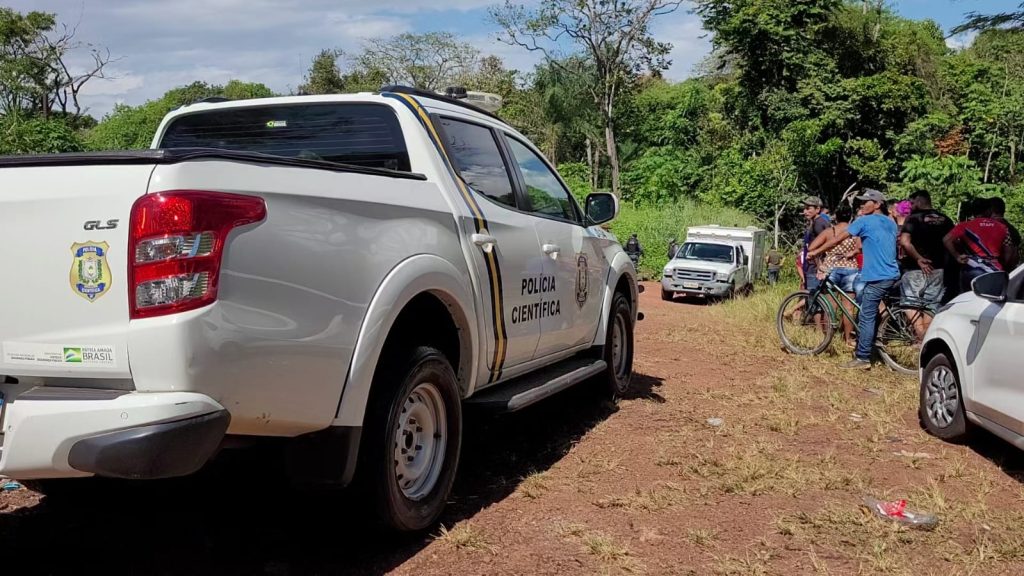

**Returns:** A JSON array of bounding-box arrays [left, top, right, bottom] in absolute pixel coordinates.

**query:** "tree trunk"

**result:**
[[605, 119, 620, 196], [1011, 137, 1017, 181], [594, 146, 601, 191], [984, 143, 996, 183], [774, 205, 783, 250], [589, 136, 598, 188]]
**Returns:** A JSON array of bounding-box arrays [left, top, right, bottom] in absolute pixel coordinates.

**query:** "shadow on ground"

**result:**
[[966, 429, 1024, 485], [0, 375, 666, 576]]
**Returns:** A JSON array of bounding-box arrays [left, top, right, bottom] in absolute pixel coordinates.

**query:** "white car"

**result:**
[[919, 267, 1024, 447], [0, 86, 638, 531]]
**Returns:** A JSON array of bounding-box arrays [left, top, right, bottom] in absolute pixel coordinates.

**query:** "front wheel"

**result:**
[[919, 353, 970, 441], [776, 290, 835, 355], [660, 287, 673, 301], [602, 291, 635, 399], [359, 346, 462, 532]]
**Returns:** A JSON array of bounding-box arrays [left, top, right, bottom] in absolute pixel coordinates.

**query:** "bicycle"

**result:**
[[775, 275, 933, 375]]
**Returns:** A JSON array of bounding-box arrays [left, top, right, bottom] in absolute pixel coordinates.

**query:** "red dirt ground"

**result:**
[[3, 281, 1024, 575]]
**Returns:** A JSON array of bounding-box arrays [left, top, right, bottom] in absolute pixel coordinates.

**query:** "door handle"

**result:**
[[542, 243, 560, 258], [471, 233, 498, 253]]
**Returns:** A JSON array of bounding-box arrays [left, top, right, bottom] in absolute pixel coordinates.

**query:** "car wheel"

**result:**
[[603, 291, 635, 399], [660, 288, 673, 301], [919, 352, 971, 441], [360, 345, 462, 532]]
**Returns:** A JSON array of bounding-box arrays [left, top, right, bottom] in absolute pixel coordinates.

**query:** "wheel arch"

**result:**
[[593, 251, 638, 347], [333, 255, 478, 428]]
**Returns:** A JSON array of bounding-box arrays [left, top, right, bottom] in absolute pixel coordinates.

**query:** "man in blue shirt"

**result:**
[[809, 189, 900, 369]]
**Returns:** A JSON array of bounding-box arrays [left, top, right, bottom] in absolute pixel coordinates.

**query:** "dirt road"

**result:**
[[3, 282, 1024, 575]]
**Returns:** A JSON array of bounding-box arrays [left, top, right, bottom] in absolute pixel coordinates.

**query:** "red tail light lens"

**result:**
[[129, 190, 267, 319]]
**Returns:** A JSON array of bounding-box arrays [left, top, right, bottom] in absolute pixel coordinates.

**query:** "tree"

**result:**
[[953, 1, 1024, 34], [0, 8, 112, 119], [86, 80, 276, 150], [299, 49, 346, 95], [356, 32, 479, 91], [491, 0, 682, 195]]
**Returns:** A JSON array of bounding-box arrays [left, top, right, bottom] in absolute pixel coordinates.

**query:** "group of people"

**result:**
[[798, 190, 1019, 370]]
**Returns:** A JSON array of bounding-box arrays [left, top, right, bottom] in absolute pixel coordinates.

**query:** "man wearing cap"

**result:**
[[801, 196, 831, 292], [809, 189, 900, 369]]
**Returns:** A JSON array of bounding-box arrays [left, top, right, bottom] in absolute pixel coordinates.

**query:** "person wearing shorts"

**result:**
[[898, 190, 953, 341]]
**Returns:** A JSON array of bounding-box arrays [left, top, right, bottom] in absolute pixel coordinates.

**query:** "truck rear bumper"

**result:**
[[0, 388, 227, 480]]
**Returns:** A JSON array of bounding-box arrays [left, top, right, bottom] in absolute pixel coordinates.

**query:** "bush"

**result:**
[[609, 199, 756, 278], [0, 115, 83, 154]]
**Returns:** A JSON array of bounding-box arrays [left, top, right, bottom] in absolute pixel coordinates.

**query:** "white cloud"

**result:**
[[946, 30, 977, 50], [7, 0, 709, 118]]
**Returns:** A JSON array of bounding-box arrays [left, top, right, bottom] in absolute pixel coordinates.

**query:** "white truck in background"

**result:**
[[0, 86, 639, 532], [661, 225, 767, 301]]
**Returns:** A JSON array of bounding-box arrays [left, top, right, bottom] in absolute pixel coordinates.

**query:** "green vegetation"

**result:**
[[2, 2, 1022, 247], [610, 201, 755, 277]]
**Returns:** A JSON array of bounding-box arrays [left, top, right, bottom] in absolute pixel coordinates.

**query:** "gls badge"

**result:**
[[84, 219, 119, 230]]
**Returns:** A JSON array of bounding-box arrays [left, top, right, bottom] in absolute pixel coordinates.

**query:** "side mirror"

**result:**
[[972, 271, 1008, 302], [585, 192, 618, 225]]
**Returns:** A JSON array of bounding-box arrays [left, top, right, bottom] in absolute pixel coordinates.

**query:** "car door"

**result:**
[[970, 267, 1024, 433], [501, 134, 603, 359], [436, 116, 543, 382]]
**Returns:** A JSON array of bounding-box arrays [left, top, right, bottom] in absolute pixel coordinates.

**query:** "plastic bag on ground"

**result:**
[[862, 497, 938, 530]]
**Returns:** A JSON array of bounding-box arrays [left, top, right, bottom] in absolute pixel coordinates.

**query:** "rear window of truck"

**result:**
[[159, 103, 411, 172]]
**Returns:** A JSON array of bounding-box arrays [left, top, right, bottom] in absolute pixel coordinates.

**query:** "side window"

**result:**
[[438, 118, 516, 208], [504, 136, 578, 222]]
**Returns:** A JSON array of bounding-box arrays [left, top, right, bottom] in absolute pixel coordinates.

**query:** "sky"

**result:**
[[7, 0, 1018, 119]]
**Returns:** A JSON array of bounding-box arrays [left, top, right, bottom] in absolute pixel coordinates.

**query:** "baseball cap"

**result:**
[[855, 188, 886, 203], [802, 196, 823, 207]]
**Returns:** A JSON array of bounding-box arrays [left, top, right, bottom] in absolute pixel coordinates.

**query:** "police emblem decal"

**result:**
[[575, 253, 589, 308], [70, 241, 111, 302]]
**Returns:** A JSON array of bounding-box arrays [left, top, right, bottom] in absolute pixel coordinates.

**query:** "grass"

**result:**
[[594, 481, 688, 512], [688, 528, 720, 548], [609, 199, 755, 279], [519, 470, 551, 499], [436, 523, 495, 553]]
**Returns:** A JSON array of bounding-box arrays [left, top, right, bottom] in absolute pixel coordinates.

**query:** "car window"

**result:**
[[438, 118, 516, 208], [503, 136, 577, 222], [160, 103, 411, 172]]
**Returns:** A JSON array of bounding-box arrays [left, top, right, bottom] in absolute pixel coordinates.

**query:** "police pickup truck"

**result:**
[[0, 86, 638, 531]]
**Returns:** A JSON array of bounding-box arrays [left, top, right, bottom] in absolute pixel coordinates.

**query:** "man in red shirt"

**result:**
[[943, 198, 1014, 292]]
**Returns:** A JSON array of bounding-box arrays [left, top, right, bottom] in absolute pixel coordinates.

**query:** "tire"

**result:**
[[775, 290, 834, 355], [919, 353, 970, 441], [876, 307, 933, 375], [602, 291, 635, 399], [660, 288, 673, 301], [358, 345, 462, 532]]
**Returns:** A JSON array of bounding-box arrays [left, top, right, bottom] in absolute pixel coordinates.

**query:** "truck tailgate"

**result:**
[[0, 164, 155, 380]]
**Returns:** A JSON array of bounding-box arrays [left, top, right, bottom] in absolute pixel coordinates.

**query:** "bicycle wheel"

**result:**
[[876, 306, 933, 375], [776, 290, 835, 355]]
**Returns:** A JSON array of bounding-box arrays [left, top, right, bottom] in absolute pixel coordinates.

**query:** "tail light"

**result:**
[[129, 190, 266, 319]]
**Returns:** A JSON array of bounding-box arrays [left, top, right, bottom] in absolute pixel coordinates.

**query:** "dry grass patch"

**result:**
[[688, 528, 719, 548], [518, 470, 551, 499], [436, 523, 495, 553], [594, 481, 688, 512]]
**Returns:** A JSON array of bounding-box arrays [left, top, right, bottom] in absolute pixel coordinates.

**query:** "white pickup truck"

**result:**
[[0, 86, 638, 531]]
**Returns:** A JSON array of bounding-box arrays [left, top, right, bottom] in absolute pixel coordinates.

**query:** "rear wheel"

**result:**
[[877, 307, 933, 375], [776, 290, 834, 355], [919, 353, 970, 441], [602, 291, 634, 399], [358, 346, 462, 532]]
